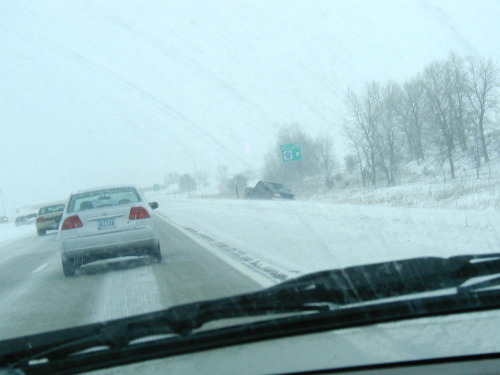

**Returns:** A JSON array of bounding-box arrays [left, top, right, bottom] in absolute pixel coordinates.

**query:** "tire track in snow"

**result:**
[[88, 262, 164, 323]]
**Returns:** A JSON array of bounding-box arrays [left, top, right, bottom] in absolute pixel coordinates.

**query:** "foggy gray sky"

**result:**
[[1, 0, 499, 212]]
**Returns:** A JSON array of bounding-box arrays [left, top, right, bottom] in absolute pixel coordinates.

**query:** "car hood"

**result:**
[[86, 310, 500, 375]]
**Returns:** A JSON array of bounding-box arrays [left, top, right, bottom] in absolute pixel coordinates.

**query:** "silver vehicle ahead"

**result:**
[[59, 186, 161, 277]]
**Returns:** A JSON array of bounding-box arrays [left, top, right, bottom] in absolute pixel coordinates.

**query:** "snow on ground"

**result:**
[[302, 156, 500, 211], [0, 223, 37, 246], [0, 223, 38, 266], [151, 195, 500, 283], [308, 178, 500, 211]]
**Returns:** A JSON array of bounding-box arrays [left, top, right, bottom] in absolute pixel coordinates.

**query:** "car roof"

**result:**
[[261, 181, 285, 185], [39, 202, 66, 209], [71, 185, 139, 195]]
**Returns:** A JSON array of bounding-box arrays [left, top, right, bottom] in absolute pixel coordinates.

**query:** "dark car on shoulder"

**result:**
[[244, 180, 294, 200]]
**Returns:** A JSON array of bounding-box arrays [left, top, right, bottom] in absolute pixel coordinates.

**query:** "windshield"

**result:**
[[263, 182, 286, 191], [0, 1, 499, 374], [38, 204, 65, 215], [67, 187, 141, 212]]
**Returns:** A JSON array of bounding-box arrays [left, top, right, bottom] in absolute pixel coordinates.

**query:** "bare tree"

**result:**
[[345, 83, 380, 186], [217, 165, 228, 192], [179, 174, 197, 192], [226, 174, 248, 197], [344, 154, 357, 174], [422, 61, 457, 179], [466, 57, 499, 163], [197, 170, 210, 188], [375, 81, 403, 185], [344, 53, 498, 183], [345, 126, 368, 187], [164, 172, 179, 185], [401, 77, 425, 162], [469, 122, 484, 178], [312, 133, 336, 188], [447, 53, 471, 152]]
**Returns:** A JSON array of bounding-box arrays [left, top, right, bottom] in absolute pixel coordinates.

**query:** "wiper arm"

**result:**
[[164, 252, 500, 332], [2, 252, 500, 371]]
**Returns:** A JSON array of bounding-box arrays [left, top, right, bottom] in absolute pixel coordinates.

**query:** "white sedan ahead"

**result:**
[[58, 186, 161, 277]]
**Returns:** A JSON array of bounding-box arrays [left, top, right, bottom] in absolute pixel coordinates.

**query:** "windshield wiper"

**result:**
[[163, 252, 500, 332], [2, 252, 500, 374]]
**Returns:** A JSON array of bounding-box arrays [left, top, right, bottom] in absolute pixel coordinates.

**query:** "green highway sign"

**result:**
[[280, 143, 303, 162]]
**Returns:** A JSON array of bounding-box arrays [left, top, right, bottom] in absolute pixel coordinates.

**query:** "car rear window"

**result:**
[[264, 182, 286, 190], [67, 187, 141, 213], [38, 204, 65, 215]]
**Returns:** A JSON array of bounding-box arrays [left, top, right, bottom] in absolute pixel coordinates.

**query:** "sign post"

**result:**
[[280, 143, 304, 195]]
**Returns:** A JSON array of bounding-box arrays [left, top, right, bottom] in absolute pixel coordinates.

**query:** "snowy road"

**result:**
[[0, 197, 498, 340], [0, 217, 262, 340]]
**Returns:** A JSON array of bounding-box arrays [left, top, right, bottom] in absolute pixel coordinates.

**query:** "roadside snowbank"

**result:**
[[0, 223, 36, 247], [152, 196, 500, 283]]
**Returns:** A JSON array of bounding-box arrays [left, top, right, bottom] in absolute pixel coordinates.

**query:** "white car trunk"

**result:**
[[74, 205, 138, 237]]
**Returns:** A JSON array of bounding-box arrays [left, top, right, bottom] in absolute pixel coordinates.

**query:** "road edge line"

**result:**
[[155, 213, 281, 288]]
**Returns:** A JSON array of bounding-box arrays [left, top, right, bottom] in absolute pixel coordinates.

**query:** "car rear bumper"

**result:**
[[37, 222, 60, 231], [60, 227, 158, 262]]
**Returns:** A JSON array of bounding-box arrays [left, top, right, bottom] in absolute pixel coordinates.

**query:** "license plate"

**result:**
[[98, 218, 116, 230]]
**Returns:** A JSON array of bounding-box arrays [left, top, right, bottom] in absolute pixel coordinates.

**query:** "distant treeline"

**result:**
[[263, 53, 499, 188]]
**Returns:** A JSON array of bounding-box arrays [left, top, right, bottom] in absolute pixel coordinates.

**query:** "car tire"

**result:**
[[150, 242, 162, 263], [62, 258, 78, 277], [37, 229, 46, 236]]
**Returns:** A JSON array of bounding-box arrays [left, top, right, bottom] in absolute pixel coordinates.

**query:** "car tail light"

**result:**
[[129, 206, 151, 220], [36, 217, 45, 223], [61, 215, 83, 230]]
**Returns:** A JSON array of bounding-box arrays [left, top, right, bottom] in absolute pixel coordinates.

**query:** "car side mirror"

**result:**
[[149, 202, 159, 210]]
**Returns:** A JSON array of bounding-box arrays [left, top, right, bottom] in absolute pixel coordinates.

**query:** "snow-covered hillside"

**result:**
[[300, 156, 500, 211], [1, 1, 500, 209]]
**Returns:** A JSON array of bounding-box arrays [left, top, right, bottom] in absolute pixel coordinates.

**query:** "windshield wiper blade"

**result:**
[[2, 252, 500, 371], [162, 252, 500, 332]]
